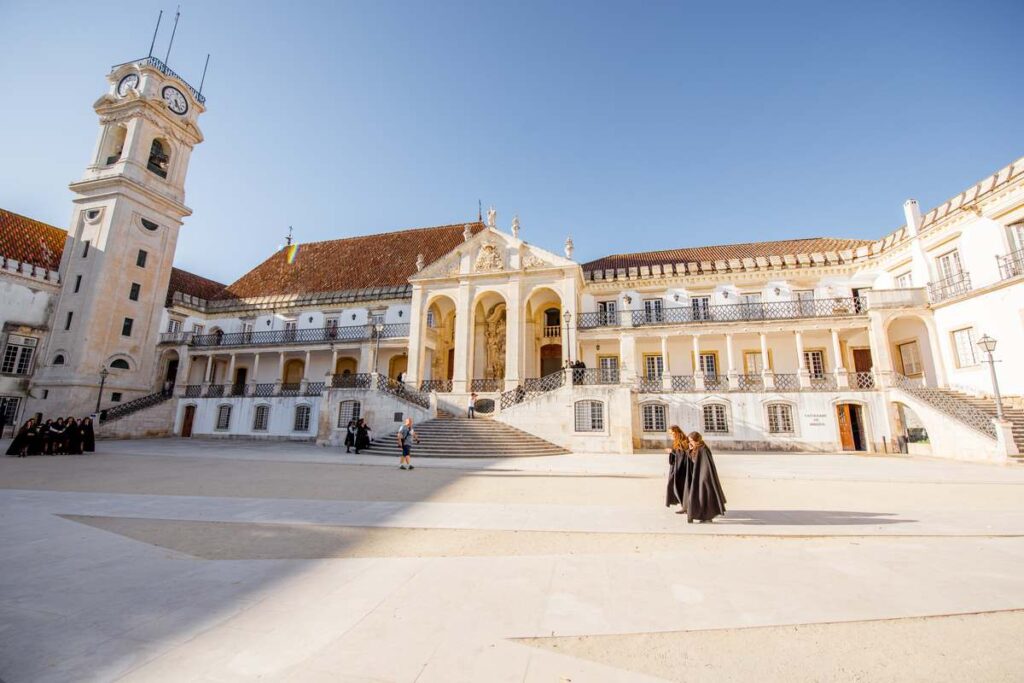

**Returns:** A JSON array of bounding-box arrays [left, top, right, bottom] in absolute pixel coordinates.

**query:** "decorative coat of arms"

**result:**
[[474, 244, 504, 272]]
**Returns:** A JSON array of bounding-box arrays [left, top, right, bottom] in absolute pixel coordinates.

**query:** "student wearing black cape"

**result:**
[[80, 417, 95, 453], [344, 419, 356, 453], [665, 425, 688, 508], [64, 416, 82, 455], [678, 430, 727, 524], [6, 418, 36, 457], [48, 418, 66, 455], [354, 418, 372, 454]]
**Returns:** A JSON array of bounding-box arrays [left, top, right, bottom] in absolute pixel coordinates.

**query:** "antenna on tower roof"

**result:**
[[478, 200, 482, 223], [285, 226, 294, 247], [147, 10, 163, 58], [164, 5, 181, 65], [198, 53, 211, 96]]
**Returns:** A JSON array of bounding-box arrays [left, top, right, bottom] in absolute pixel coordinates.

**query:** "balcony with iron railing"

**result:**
[[159, 331, 194, 345], [997, 249, 1024, 281], [576, 297, 867, 330], [927, 272, 972, 303], [189, 323, 410, 349]]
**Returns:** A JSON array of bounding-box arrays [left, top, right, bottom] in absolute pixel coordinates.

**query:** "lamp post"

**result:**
[[372, 321, 384, 375], [96, 367, 110, 413], [976, 334, 1004, 421], [562, 310, 573, 364]]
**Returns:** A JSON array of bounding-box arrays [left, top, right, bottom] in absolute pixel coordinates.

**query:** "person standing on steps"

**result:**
[[344, 419, 356, 453], [354, 418, 372, 454], [468, 392, 477, 419], [397, 417, 420, 470]]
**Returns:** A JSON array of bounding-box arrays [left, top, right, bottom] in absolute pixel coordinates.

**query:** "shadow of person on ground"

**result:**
[[718, 510, 910, 525]]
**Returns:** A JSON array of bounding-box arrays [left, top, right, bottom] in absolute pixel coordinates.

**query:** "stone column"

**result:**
[[405, 286, 424, 386], [505, 283, 522, 391], [277, 351, 285, 392], [922, 316, 948, 388], [795, 330, 810, 388], [250, 353, 260, 394], [726, 333, 737, 384], [867, 312, 894, 388], [203, 355, 214, 383], [831, 328, 849, 388], [692, 335, 705, 391], [452, 282, 473, 393], [226, 353, 236, 393], [620, 334, 638, 383], [330, 347, 338, 377], [760, 332, 774, 390], [660, 335, 671, 390], [301, 350, 311, 392]]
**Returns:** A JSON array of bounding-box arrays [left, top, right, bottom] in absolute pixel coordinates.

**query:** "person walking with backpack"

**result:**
[[397, 417, 419, 470]]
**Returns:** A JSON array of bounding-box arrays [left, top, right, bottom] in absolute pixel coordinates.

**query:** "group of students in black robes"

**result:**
[[666, 426, 727, 523], [343, 418, 373, 454], [6, 416, 95, 457]]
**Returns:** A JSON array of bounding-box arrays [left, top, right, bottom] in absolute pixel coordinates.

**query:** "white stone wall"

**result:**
[[174, 395, 321, 441], [496, 384, 634, 453], [317, 388, 432, 447]]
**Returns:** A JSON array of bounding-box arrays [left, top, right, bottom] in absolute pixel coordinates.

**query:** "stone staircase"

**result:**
[[937, 389, 1024, 453], [367, 413, 569, 458]]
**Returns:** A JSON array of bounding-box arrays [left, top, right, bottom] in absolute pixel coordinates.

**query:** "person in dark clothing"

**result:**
[[27, 419, 43, 455], [6, 419, 36, 457], [40, 420, 52, 455], [665, 425, 688, 509], [80, 417, 95, 453], [354, 418, 371, 454], [64, 416, 82, 455], [572, 359, 586, 384], [678, 430, 727, 523], [49, 419, 66, 455], [344, 420, 356, 453]]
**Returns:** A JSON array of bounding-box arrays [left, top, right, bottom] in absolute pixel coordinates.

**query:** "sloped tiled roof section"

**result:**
[[0, 208, 67, 271], [214, 221, 485, 300], [166, 267, 227, 305], [583, 237, 874, 274]]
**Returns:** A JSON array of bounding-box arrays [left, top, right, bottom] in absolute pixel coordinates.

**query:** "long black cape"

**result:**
[[679, 444, 727, 522]]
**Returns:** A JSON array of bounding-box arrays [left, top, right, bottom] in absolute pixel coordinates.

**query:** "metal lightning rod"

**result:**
[[164, 6, 181, 65], [198, 54, 210, 96], [147, 10, 163, 58]]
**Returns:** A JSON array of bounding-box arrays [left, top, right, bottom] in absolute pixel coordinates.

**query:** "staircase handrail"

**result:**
[[376, 375, 431, 409], [98, 389, 173, 424], [500, 369, 566, 410], [890, 373, 997, 438]]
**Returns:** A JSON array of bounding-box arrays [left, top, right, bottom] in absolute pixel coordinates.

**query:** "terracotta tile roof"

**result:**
[[583, 237, 875, 273], [214, 221, 485, 300], [166, 267, 227, 305], [0, 208, 67, 271]]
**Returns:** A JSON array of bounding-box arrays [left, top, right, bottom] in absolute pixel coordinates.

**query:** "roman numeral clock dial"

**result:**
[[161, 85, 189, 115]]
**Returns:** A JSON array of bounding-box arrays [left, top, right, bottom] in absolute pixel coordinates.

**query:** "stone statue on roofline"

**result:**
[[565, 235, 574, 259], [486, 206, 497, 228], [511, 215, 520, 239]]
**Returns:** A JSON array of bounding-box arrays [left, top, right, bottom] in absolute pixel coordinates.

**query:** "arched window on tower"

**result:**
[[100, 124, 127, 166], [109, 359, 130, 370], [147, 139, 169, 178]]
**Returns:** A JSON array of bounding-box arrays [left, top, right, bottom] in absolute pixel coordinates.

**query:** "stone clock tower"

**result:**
[[27, 56, 206, 418]]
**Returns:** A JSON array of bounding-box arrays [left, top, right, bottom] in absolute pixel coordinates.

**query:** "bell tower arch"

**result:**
[[28, 56, 207, 417]]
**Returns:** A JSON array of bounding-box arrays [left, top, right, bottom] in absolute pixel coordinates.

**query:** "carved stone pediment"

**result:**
[[521, 249, 553, 270], [474, 243, 504, 272]]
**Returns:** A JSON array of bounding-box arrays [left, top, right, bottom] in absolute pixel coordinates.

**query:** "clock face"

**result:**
[[117, 73, 139, 97], [161, 86, 189, 115]]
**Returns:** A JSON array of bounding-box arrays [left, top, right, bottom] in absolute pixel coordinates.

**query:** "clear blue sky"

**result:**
[[2, 0, 1022, 284]]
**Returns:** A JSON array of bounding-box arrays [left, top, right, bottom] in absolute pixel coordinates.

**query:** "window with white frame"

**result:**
[[691, 296, 711, 321], [597, 300, 617, 325], [215, 405, 232, 430], [767, 403, 794, 433], [294, 404, 311, 432], [897, 341, 923, 376], [702, 404, 728, 433], [644, 354, 664, 380], [952, 328, 979, 367], [1008, 222, 1024, 252], [794, 289, 814, 315], [641, 403, 667, 432], [936, 249, 963, 280], [803, 350, 826, 378], [699, 353, 717, 377], [338, 400, 361, 428], [284, 319, 297, 341], [0, 396, 20, 427], [252, 405, 270, 431], [1, 335, 37, 375], [744, 351, 765, 374], [425, 311, 436, 328], [739, 292, 763, 318], [643, 298, 664, 323], [574, 400, 605, 432], [167, 319, 182, 333], [894, 272, 913, 289], [192, 323, 204, 335]]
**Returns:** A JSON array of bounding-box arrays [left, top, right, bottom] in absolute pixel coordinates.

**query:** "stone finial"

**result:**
[[416, 253, 425, 271], [486, 206, 497, 228], [511, 214, 520, 239], [564, 234, 574, 259], [463, 224, 473, 242]]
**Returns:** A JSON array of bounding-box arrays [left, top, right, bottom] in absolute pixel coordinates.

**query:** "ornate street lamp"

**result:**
[[96, 367, 110, 413], [976, 334, 1004, 421], [372, 321, 384, 375], [563, 310, 573, 363]]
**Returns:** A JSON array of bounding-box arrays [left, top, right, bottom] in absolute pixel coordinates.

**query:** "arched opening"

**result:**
[[160, 349, 180, 393], [147, 138, 170, 178], [100, 124, 127, 166], [424, 295, 457, 383], [471, 291, 507, 386], [52, 354, 66, 366], [389, 354, 408, 380], [283, 359, 305, 385], [893, 401, 929, 454], [109, 358, 130, 370], [885, 315, 938, 386], [524, 287, 563, 378], [334, 356, 358, 376]]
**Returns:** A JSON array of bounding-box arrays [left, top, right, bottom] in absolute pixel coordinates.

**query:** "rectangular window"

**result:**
[[642, 403, 667, 432], [897, 341, 923, 376], [740, 292, 763, 318], [325, 317, 339, 338], [424, 311, 435, 328], [643, 299, 664, 323], [767, 404, 794, 433], [598, 356, 619, 383], [952, 328, 979, 368], [337, 400, 361, 428], [121, 318, 134, 337], [574, 400, 604, 432], [216, 405, 232, 430], [82, 240, 90, 258], [1008, 223, 1024, 252], [894, 272, 913, 289], [699, 352, 717, 377], [253, 405, 270, 431], [744, 351, 765, 374], [129, 282, 141, 301], [284, 319, 297, 341], [794, 290, 815, 315], [192, 323, 205, 334], [597, 300, 617, 325], [111, 392, 123, 403], [1, 336, 36, 375], [0, 397, 20, 426], [65, 311, 73, 331], [167, 319, 182, 333], [702, 404, 728, 433], [936, 250, 962, 280], [136, 249, 148, 268], [74, 275, 82, 293], [691, 296, 711, 321], [803, 350, 826, 378], [644, 354, 664, 380], [294, 405, 311, 432]]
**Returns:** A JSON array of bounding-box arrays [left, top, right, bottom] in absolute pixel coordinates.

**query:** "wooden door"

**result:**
[[540, 344, 562, 377], [181, 406, 195, 438], [447, 349, 455, 380], [836, 404, 855, 450], [852, 349, 872, 373]]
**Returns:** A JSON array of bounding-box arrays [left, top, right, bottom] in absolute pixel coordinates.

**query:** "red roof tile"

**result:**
[[583, 237, 874, 273], [214, 221, 485, 300], [166, 267, 227, 305], [0, 208, 67, 271]]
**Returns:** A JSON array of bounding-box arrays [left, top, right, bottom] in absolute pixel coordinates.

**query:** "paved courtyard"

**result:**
[[2, 439, 1024, 682]]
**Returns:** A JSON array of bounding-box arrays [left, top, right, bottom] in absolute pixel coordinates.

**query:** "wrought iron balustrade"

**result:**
[[159, 331, 193, 344], [278, 383, 302, 397], [998, 249, 1024, 281], [228, 383, 248, 397], [891, 373, 996, 438], [98, 389, 173, 423], [501, 370, 565, 410], [851, 371, 875, 390], [205, 384, 226, 398], [470, 378, 503, 392], [190, 323, 409, 348], [305, 382, 325, 396], [376, 374, 430, 409], [419, 379, 453, 393], [734, 374, 764, 392], [587, 297, 867, 329], [573, 368, 620, 385], [772, 374, 799, 391], [331, 373, 372, 389], [808, 375, 837, 391], [183, 384, 202, 398], [927, 272, 972, 303], [703, 375, 729, 391], [670, 375, 695, 392], [575, 311, 621, 329], [253, 383, 276, 397], [636, 377, 663, 393]]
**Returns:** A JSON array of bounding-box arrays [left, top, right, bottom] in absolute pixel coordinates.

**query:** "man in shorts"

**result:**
[[397, 417, 419, 470]]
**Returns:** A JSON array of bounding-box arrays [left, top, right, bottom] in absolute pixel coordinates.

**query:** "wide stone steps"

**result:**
[[937, 390, 1024, 452], [363, 417, 568, 458]]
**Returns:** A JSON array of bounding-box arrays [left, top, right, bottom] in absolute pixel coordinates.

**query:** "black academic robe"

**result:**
[[666, 449, 686, 507], [81, 421, 95, 453], [49, 425, 66, 454], [27, 425, 42, 455], [679, 444, 727, 523], [65, 421, 82, 454], [354, 425, 371, 451], [6, 425, 31, 456]]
